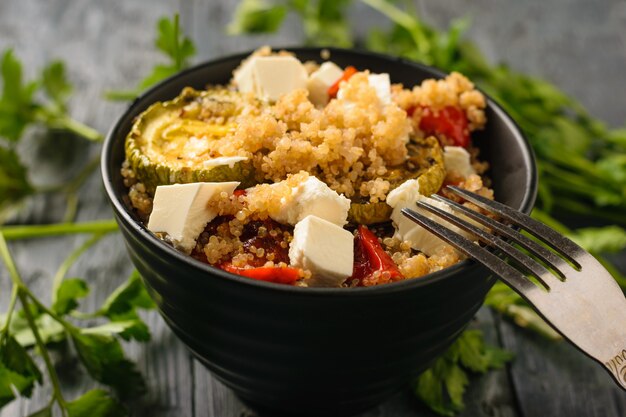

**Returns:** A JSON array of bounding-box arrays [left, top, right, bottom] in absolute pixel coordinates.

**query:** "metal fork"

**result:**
[[401, 185, 626, 390]]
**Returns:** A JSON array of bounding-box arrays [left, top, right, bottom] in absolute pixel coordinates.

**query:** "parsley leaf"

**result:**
[[228, 0, 287, 35], [52, 278, 89, 315], [415, 330, 512, 416], [0, 311, 65, 348], [155, 14, 196, 69], [0, 49, 38, 143], [71, 332, 145, 400], [0, 145, 34, 222], [0, 49, 101, 144], [569, 225, 626, 254], [96, 270, 155, 342], [0, 334, 42, 407], [66, 389, 126, 417], [105, 14, 196, 101], [41, 61, 72, 111], [228, 0, 353, 46], [100, 270, 155, 315]]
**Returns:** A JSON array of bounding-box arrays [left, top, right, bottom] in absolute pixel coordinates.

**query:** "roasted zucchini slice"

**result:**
[[125, 87, 258, 193], [348, 136, 445, 225]]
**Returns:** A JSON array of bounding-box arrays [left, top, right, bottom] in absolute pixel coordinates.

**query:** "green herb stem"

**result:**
[[362, 0, 430, 57], [51, 113, 103, 142], [51, 232, 110, 303], [0, 220, 119, 240], [19, 291, 68, 414], [66, 155, 102, 194], [1, 285, 18, 337], [63, 193, 79, 224], [62, 154, 101, 222], [552, 198, 626, 226], [0, 233, 68, 412], [103, 89, 141, 102], [0, 233, 72, 327], [173, 14, 182, 70], [530, 209, 571, 234], [34, 106, 103, 142]]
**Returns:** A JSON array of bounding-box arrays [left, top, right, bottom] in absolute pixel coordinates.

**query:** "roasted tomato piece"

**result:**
[[219, 263, 300, 285], [239, 220, 291, 267], [418, 105, 470, 148], [327, 66, 358, 99], [347, 226, 403, 287]]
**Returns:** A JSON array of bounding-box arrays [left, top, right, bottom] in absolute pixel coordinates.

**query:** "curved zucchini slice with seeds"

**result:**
[[125, 87, 258, 193], [348, 136, 445, 225]]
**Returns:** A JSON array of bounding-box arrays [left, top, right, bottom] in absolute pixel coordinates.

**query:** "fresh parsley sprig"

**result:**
[[105, 14, 196, 101], [415, 330, 513, 416], [0, 50, 104, 223], [0, 224, 154, 416], [0, 50, 102, 143], [229, 0, 353, 47]]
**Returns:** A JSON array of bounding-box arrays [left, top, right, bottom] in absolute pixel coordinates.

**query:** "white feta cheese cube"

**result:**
[[147, 182, 239, 253], [273, 176, 351, 226], [233, 55, 308, 101], [387, 179, 470, 256], [233, 56, 259, 96], [289, 215, 354, 287], [443, 146, 476, 178], [367, 73, 391, 105], [307, 61, 343, 106]]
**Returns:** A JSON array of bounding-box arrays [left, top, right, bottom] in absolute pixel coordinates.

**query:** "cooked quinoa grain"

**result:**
[[122, 49, 494, 287]]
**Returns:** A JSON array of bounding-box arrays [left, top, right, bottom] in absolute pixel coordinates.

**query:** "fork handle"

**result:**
[[604, 350, 626, 389]]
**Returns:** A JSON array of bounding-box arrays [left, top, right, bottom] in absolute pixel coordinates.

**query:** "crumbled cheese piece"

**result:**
[[444, 146, 476, 178], [202, 156, 248, 169], [337, 72, 392, 106], [273, 176, 351, 226], [233, 56, 258, 95], [367, 73, 391, 105], [387, 179, 470, 256], [289, 215, 354, 287], [147, 182, 239, 253], [234, 55, 308, 101], [307, 61, 343, 106]]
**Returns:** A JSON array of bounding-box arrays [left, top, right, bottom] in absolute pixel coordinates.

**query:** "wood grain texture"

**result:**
[[0, 0, 625, 416]]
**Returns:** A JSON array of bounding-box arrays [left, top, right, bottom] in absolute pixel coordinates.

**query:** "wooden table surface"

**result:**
[[1, 1, 626, 416]]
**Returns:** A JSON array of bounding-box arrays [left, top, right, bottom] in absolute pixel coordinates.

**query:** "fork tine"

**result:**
[[429, 194, 571, 279], [401, 208, 539, 295], [447, 185, 583, 268], [415, 200, 558, 290]]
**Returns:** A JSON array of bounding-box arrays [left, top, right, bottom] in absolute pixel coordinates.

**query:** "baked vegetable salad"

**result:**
[[121, 47, 494, 287]]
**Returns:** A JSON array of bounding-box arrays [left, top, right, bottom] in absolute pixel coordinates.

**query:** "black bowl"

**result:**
[[102, 47, 536, 416]]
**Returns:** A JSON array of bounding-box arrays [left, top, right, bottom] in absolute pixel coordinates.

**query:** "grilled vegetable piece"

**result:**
[[348, 136, 445, 225], [125, 87, 258, 193]]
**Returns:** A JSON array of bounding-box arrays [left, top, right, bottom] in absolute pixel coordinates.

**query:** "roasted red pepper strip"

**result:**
[[350, 226, 403, 286], [220, 263, 300, 285], [327, 66, 358, 99], [418, 105, 470, 148]]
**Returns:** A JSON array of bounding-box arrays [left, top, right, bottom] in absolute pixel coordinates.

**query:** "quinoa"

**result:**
[[122, 52, 494, 287], [203, 72, 412, 201]]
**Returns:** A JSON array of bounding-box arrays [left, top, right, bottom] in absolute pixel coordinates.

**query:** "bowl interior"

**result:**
[[102, 47, 537, 291]]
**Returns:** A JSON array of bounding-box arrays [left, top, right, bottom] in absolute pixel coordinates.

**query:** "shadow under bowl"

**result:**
[[102, 47, 537, 416]]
